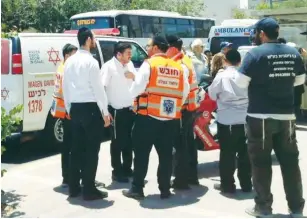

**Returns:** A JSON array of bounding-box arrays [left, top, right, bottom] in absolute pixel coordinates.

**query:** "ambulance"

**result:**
[[207, 19, 258, 55], [1, 29, 148, 149]]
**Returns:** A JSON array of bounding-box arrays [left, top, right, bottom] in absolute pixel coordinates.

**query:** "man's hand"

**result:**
[[125, 71, 135, 80], [103, 115, 111, 127]]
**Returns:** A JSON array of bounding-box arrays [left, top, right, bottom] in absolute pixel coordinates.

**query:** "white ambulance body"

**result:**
[[1, 32, 147, 147], [207, 19, 258, 55]]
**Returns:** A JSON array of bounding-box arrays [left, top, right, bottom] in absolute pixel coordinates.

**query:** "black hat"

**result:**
[[166, 35, 183, 50], [251, 17, 279, 35], [301, 31, 307, 35]]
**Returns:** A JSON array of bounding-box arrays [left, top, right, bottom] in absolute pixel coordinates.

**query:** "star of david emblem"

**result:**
[[47, 47, 61, 66], [1, 87, 10, 100]]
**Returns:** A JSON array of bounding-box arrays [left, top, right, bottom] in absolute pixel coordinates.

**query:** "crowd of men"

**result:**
[[51, 17, 306, 217]]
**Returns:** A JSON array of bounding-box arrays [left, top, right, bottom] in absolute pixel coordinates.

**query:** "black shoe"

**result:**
[[289, 211, 304, 218], [122, 188, 145, 200], [160, 191, 172, 199], [123, 169, 133, 178], [83, 189, 108, 201], [245, 206, 272, 218], [80, 180, 105, 188], [61, 179, 69, 188], [69, 187, 81, 198], [214, 183, 236, 194], [112, 174, 129, 183], [171, 180, 191, 190], [94, 180, 106, 187]]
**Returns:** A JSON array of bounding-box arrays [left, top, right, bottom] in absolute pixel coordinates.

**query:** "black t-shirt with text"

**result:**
[[239, 43, 305, 114]]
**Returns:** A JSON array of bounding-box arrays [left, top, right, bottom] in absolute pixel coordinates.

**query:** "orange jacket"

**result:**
[[51, 62, 69, 119], [173, 53, 199, 111], [134, 55, 185, 119]]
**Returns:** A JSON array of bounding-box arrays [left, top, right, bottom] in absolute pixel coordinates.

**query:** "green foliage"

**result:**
[[232, 8, 249, 19], [256, 0, 307, 10], [1, 105, 23, 177], [1, 0, 205, 33]]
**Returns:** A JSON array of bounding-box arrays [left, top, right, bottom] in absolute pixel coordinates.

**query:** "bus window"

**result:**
[[161, 18, 177, 36], [176, 19, 193, 37], [210, 36, 252, 55], [116, 15, 142, 38], [140, 16, 154, 38], [71, 17, 112, 30]]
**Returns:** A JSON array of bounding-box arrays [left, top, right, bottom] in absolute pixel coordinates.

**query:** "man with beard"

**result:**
[[235, 18, 306, 217], [63, 27, 111, 201]]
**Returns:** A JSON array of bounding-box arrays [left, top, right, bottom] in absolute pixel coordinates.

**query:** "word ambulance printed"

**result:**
[[157, 66, 180, 89], [214, 27, 253, 34]]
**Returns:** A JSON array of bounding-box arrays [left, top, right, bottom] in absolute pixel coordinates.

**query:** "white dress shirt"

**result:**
[[101, 57, 136, 109], [62, 49, 109, 116], [129, 54, 190, 121]]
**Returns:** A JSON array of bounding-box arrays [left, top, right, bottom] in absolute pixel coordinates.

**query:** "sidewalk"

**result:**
[[2, 127, 307, 218]]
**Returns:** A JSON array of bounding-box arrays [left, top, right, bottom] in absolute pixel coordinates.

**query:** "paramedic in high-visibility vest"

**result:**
[[122, 36, 190, 200], [51, 43, 77, 187], [166, 35, 200, 190]]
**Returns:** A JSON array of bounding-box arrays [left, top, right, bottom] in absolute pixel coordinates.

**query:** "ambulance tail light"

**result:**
[[12, 54, 23, 74], [244, 32, 250, 36], [214, 32, 220, 36]]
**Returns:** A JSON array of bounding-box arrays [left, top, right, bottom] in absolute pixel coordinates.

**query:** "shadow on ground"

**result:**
[[197, 154, 280, 180], [140, 184, 208, 209], [67, 197, 114, 209], [1, 190, 26, 218]]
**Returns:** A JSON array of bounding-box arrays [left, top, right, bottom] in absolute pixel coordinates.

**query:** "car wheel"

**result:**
[[43, 113, 63, 151]]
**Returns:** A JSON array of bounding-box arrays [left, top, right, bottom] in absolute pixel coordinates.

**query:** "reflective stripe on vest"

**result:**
[[146, 87, 183, 97], [181, 55, 199, 111], [134, 55, 184, 119], [53, 91, 64, 99]]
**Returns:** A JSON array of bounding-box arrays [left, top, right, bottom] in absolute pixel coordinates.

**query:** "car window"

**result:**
[[90, 47, 102, 68], [130, 43, 147, 68], [98, 40, 147, 68]]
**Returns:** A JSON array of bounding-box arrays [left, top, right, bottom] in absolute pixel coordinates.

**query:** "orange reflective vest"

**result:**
[[173, 53, 199, 112], [51, 62, 69, 119], [133, 55, 185, 119]]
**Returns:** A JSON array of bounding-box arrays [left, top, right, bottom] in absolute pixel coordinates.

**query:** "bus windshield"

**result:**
[[210, 36, 252, 55], [71, 17, 113, 30]]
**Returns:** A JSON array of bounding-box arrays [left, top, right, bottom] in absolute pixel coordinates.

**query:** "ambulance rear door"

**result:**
[[1, 38, 24, 121], [208, 26, 254, 55], [20, 34, 78, 132]]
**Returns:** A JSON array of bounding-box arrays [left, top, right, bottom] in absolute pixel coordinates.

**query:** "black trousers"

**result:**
[[246, 116, 305, 212], [69, 103, 104, 194], [217, 123, 252, 190], [62, 118, 72, 182], [132, 115, 180, 192], [109, 106, 134, 176], [173, 110, 198, 185]]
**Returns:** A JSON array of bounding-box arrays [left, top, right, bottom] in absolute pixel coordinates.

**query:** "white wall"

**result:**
[[204, 0, 241, 25]]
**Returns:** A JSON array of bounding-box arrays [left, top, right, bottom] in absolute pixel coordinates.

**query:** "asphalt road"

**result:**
[[1, 123, 307, 217]]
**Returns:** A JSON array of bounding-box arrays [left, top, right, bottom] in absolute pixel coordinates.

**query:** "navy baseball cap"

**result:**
[[251, 17, 279, 35], [220, 41, 233, 50]]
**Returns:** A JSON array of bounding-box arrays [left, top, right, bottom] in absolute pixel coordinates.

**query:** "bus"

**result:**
[[70, 10, 215, 49], [207, 19, 258, 55]]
